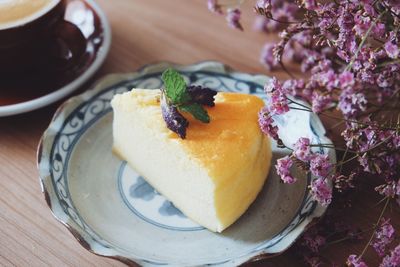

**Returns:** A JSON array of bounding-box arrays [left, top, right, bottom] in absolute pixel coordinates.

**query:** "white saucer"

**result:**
[[0, 0, 111, 117]]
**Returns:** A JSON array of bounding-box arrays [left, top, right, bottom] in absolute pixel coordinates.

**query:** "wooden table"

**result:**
[[1, 1, 399, 266]]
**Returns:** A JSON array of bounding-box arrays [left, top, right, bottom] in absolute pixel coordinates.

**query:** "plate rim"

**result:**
[[37, 61, 336, 267], [0, 0, 112, 117]]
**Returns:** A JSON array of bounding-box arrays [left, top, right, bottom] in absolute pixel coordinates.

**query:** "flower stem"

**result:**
[[358, 197, 390, 260], [325, 226, 375, 247], [279, 61, 296, 79], [345, 12, 385, 71], [339, 145, 349, 175]]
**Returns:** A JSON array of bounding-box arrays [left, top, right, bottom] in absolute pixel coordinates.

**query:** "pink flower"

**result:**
[[385, 41, 399, 59], [310, 154, 332, 178], [347, 255, 368, 267], [375, 182, 398, 198], [380, 244, 400, 267], [265, 78, 290, 115], [303, 0, 317, 10], [310, 178, 332, 206], [258, 107, 279, 140], [282, 79, 305, 98], [397, 180, 400, 196], [372, 218, 395, 257], [304, 256, 322, 267], [293, 137, 312, 161], [338, 90, 367, 118], [207, 0, 222, 14], [312, 92, 332, 113], [316, 69, 338, 91], [276, 156, 297, 184], [303, 233, 326, 253], [339, 71, 355, 89], [385, 32, 399, 59], [255, 0, 271, 12], [270, 90, 289, 115], [260, 43, 279, 71], [264, 76, 283, 93], [226, 8, 243, 30], [333, 173, 355, 192]]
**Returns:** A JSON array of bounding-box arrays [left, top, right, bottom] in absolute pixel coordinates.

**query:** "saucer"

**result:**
[[0, 0, 111, 117], [37, 61, 336, 266]]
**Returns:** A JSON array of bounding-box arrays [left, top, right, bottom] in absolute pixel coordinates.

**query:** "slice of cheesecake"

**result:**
[[111, 89, 272, 232]]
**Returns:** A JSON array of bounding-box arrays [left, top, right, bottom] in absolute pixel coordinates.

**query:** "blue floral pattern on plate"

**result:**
[[119, 161, 203, 230], [129, 176, 184, 218]]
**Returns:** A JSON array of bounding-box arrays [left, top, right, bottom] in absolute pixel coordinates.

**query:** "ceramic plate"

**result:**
[[0, 0, 111, 117], [37, 61, 336, 266]]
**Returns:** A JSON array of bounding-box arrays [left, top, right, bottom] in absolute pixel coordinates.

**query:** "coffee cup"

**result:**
[[0, 0, 86, 76]]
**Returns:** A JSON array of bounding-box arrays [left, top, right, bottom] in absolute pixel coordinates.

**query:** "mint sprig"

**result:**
[[160, 68, 217, 139], [162, 69, 191, 105], [180, 103, 210, 123]]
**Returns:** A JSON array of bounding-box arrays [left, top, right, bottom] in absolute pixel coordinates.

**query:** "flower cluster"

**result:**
[[381, 244, 400, 267], [208, 0, 400, 266], [347, 255, 368, 267], [372, 218, 396, 257], [207, 0, 243, 30]]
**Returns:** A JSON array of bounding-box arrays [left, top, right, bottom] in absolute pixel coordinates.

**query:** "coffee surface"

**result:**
[[0, 0, 57, 27]]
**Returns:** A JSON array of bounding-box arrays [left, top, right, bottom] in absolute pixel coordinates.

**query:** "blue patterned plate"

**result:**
[[37, 61, 335, 266]]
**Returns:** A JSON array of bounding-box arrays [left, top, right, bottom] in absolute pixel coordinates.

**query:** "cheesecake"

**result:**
[[111, 89, 272, 232]]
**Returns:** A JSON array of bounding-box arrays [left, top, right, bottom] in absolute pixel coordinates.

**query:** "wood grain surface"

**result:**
[[1, 1, 399, 266]]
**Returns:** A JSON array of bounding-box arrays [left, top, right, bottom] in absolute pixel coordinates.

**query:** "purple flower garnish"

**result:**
[[161, 92, 189, 139], [187, 85, 217, 107], [160, 68, 217, 139]]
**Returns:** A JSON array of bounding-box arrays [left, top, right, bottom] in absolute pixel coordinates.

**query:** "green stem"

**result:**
[[287, 98, 399, 130], [339, 145, 349, 174], [329, 120, 345, 131], [290, 107, 313, 112], [358, 198, 390, 260], [318, 112, 399, 131], [279, 61, 296, 79], [287, 99, 313, 111], [325, 226, 375, 247], [345, 12, 385, 71], [377, 59, 400, 68]]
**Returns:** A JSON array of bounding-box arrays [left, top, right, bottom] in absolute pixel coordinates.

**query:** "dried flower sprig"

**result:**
[[207, 0, 400, 266]]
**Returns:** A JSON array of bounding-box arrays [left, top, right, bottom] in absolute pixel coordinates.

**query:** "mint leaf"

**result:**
[[161, 68, 191, 104], [180, 103, 210, 123]]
